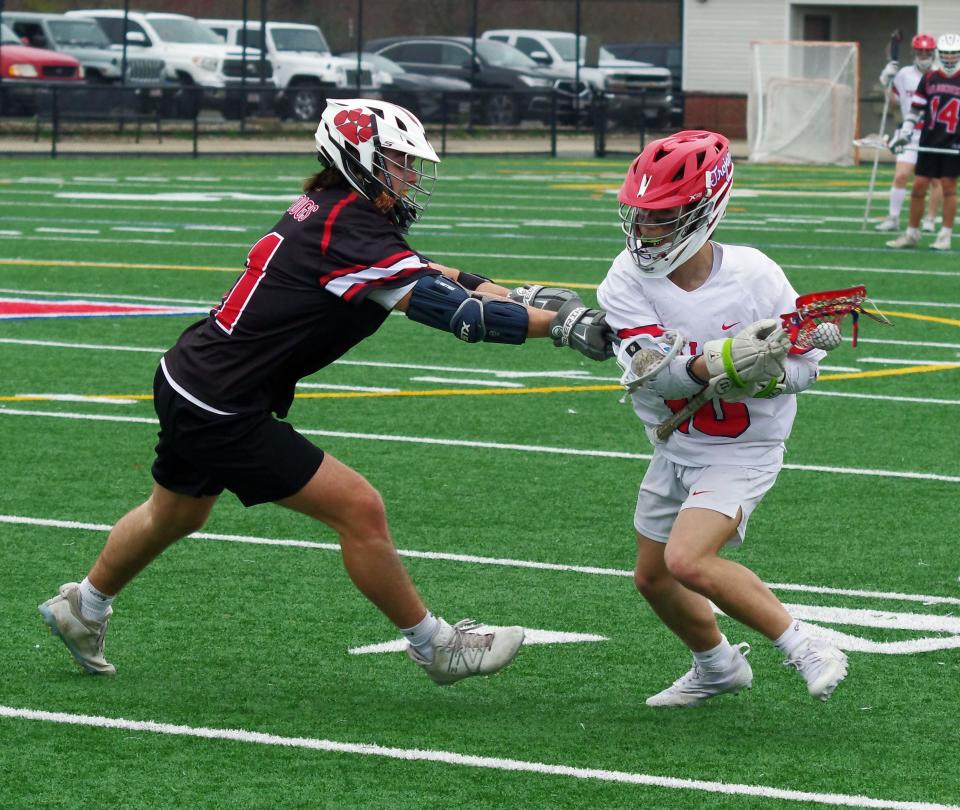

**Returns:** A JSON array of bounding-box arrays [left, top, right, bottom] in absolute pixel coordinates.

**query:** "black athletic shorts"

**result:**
[[150, 367, 325, 507], [916, 150, 960, 179]]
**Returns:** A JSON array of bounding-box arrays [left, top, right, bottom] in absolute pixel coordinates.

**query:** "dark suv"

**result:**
[[605, 42, 682, 124], [364, 35, 589, 125]]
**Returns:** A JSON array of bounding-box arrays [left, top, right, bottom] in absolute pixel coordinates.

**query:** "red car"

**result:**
[[1, 22, 83, 114]]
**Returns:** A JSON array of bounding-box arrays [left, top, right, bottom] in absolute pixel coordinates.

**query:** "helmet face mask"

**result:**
[[315, 99, 440, 232], [617, 130, 733, 277], [937, 33, 960, 77], [912, 34, 936, 71]]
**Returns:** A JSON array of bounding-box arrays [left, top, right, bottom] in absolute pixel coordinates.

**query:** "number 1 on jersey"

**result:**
[[214, 232, 284, 335]]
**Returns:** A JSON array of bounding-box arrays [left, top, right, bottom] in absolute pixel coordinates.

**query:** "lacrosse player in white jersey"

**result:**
[[876, 34, 943, 232], [598, 131, 848, 707]]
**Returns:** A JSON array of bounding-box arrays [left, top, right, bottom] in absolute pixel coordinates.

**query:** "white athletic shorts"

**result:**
[[897, 130, 921, 167], [634, 453, 780, 546]]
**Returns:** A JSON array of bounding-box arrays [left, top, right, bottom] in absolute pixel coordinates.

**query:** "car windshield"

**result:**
[[340, 51, 404, 75], [272, 27, 330, 53], [0, 23, 18, 44], [48, 19, 111, 48], [475, 39, 537, 68], [547, 36, 583, 62], [149, 17, 223, 44]]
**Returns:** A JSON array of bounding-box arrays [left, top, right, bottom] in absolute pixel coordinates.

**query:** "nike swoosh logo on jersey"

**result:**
[[691, 490, 713, 496], [721, 322, 740, 330]]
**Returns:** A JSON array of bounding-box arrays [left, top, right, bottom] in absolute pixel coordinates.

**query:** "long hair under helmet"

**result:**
[[937, 33, 960, 77], [314, 98, 439, 232], [618, 130, 733, 277]]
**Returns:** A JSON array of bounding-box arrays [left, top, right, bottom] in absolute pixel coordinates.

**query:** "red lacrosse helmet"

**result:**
[[912, 33, 936, 70], [618, 130, 733, 277]]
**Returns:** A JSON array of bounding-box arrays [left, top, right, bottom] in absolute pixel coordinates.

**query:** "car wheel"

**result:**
[[290, 86, 323, 122], [485, 93, 519, 126]]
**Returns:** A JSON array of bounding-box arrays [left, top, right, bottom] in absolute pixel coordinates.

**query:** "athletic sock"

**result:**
[[77, 577, 114, 622], [905, 226, 921, 239], [400, 611, 440, 662], [939, 226, 952, 238], [692, 634, 733, 671], [889, 187, 906, 218], [773, 620, 809, 659]]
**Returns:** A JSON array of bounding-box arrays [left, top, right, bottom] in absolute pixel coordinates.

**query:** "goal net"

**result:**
[[747, 40, 859, 165]]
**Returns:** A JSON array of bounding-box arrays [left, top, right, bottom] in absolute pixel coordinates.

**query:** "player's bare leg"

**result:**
[[39, 483, 217, 675], [926, 178, 943, 229], [278, 453, 427, 628], [279, 453, 525, 684]]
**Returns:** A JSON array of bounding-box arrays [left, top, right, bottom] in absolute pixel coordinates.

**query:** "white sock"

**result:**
[[939, 226, 952, 238], [400, 612, 439, 662], [905, 226, 921, 239], [888, 187, 906, 218], [773, 620, 809, 658], [692, 634, 733, 671], [78, 577, 114, 622]]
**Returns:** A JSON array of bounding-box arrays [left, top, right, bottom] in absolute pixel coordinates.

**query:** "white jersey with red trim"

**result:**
[[597, 242, 823, 468], [892, 64, 924, 120]]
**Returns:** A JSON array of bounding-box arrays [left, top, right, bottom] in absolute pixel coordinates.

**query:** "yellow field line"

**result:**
[[820, 363, 960, 381]]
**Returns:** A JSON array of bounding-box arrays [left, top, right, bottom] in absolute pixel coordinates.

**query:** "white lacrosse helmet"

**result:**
[[314, 98, 440, 232], [937, 33, 960, 76]]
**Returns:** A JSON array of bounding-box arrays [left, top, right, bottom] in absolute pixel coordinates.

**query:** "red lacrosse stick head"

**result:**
[[780, 285, 868, 349]]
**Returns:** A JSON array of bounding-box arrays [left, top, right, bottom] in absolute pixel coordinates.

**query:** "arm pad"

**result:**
[[406, 274, 527, 345]]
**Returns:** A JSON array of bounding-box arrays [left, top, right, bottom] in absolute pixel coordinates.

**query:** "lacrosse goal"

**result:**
[[747, 40, 860, 165]]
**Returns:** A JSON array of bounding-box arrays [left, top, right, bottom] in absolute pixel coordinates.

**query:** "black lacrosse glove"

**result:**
[[549, 299, 615, 361]]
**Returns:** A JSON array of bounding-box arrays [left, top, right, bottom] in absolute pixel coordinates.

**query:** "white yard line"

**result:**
[[0, 408, 958, 483], [409, 376, 525, 388], [1, 706, 952, 810]]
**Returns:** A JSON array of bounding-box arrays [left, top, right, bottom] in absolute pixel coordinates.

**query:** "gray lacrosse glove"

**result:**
[[703, 319, 790, 387], [550, 298, 615, 361], [509, 285, 581, 312], [888, 121, 914, 154]]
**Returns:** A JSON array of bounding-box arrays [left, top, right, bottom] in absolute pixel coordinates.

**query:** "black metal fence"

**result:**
[[0, 82, 660, 159]]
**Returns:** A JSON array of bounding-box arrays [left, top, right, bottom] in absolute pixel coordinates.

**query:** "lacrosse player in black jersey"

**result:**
[[39, 99, 613, 684], [887, 33, 960, 251]]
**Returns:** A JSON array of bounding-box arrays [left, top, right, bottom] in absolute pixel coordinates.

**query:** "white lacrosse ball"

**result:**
[[810, 322, 842, 351]]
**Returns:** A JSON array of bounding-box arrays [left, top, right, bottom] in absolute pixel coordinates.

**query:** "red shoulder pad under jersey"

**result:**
[[617, 324, 666, 340]]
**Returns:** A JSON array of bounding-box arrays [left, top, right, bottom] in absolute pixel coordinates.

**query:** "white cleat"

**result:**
[[784, 637, 848, 701], [407, 618, 524, 686], [645, 642, 752, 707], [930, 232, 952, 251], [874, 216, 899, 232], [920, 216, 937, 233], [38, 582, 115, 675], [886, 232, 920, 249]]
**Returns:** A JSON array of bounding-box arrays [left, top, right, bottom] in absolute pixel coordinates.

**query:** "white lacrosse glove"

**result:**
[[720, 373, 786, 402], [888, 121, 915, 154], [878, 60, 899, 87], [702, 320, 791, 388]]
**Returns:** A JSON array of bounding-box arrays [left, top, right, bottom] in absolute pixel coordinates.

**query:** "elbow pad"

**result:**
[[406, 274, 527, 344], [782, 356, 819, 393], [646, 356, 709, 399]]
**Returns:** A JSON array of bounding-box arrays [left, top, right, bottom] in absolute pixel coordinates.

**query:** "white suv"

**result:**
[[202, 19, 381, 121], [66, 10, 276, 114], [482, 29, 673, 126]]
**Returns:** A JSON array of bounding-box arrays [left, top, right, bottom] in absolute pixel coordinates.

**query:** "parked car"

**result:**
[[65, 10, 275, 116], [482, 29, 673, 127], [0, 21, 84, 115], [338, 51, 471, 122], [4, 13, 165, 86], [201, 19, 381, 122], [604, 41, 683, 124], [364, 35, 590, 126]]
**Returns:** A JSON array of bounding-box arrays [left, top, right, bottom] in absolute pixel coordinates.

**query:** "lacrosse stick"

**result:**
[[862, 29, 902, 231], [620, 329, 686, 395], [654, 286, 891, 442], [854, 137, 960, 156]]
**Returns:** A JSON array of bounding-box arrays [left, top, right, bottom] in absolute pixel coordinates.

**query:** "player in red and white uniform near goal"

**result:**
[[597, 131, 849, 706], [875, 34, 942, 233], [887, 33, 960, 251]]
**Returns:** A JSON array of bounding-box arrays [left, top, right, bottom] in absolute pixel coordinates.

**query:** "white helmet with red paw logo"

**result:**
[[618, 130, 733, 277], [315, 98, 440, 231], [937, 33, 960, 77]]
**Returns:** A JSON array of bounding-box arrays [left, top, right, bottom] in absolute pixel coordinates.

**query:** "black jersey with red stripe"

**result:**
[[162, 186, 437, 417], [911, 70, 960, 147]]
